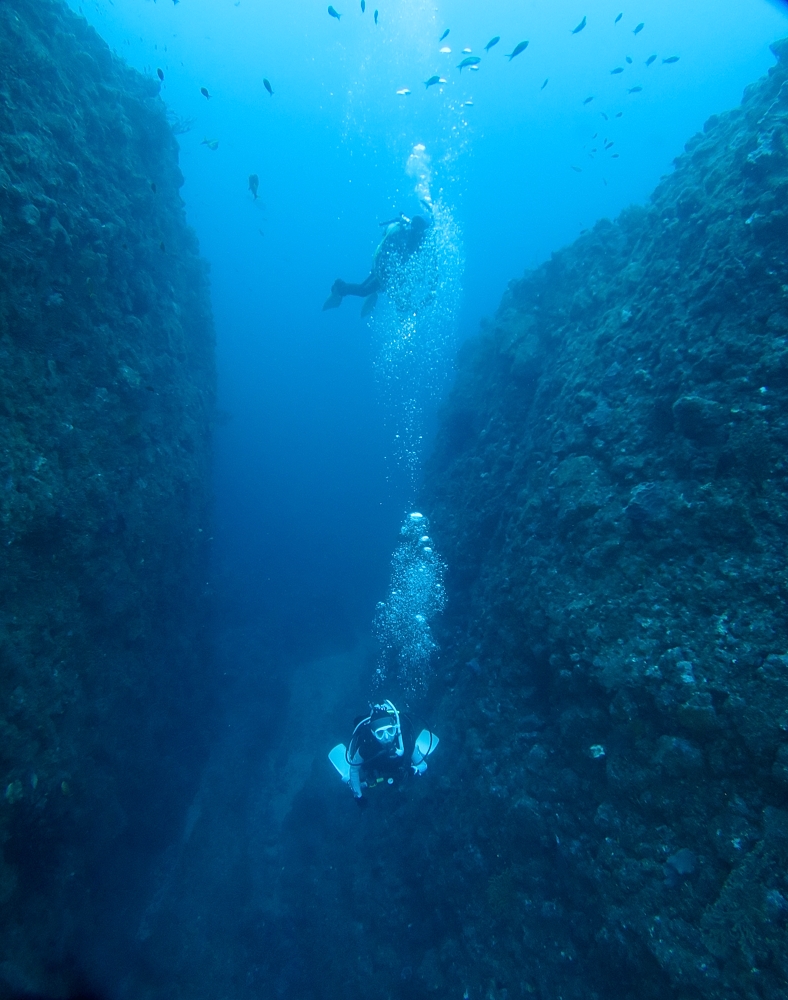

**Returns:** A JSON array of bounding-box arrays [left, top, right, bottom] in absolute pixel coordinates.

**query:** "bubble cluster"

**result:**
[[370, 146, 464, 486], [374, 512, 446, 694]]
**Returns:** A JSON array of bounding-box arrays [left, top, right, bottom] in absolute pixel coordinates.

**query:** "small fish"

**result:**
[[150, 181, 157, 193], [248, 173, 259, 199], [615, 111, 623, 117], [627, 85, 642, 93], [396, 88, 411, 96], [646, 54, 657, 66], [328, 5, 341, 20], [439, 28, 450, 42], [505, 40, 528, 60], [361, 0, 365, 10], [201, 137, 219, 149], [611, 153, 620, 158], [662, 55, 680, 64], [571, 165, 582, 172], [625, 56, 632, 64], [374, 9, 378, 24], [440, 47, 451, 53], [605, 140, 614, 149], [263, 78, 273, 96], [424, 75, 445, 88], [600, 111, 609, 120], [615, 12, 622, 23], [541, 78, 549, 90], [200, 86, 211, 99], [572, 15, 587, 34], [457, 56, 481, 71], [633, 22, 644, 34], [610, 67, 624, 74], [484, 36, 500, 52], [157, 67, 164, 81], [583, 95, 594, 104]]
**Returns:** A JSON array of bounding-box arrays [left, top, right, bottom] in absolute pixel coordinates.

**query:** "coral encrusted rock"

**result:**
[[0, 0, 215, 991]]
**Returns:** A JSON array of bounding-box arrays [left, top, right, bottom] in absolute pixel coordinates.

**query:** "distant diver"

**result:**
[[322, 211, 432, 317], [328, 700, 439, 804]]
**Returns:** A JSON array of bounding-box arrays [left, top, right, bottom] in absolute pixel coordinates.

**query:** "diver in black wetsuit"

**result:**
[[328, 699, 440, 804], [322, 213, 431, 316]]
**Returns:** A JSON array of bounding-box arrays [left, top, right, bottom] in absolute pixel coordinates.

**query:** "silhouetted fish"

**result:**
[[646, 54, 657, 66], [157, 67, 164, 81], [263, 78, 273, 95], [633, 22, 644, 34], [249, 174, 259, 199], [572, 15, 587, 34], [615, 12, 622, 23], [541, 78, 549, 90], [374, 9, 378, 24], [611, 67, 624, 74], [458, 56, 481, 70], [662, 55, 680, 64], [484, 36, 500, 52], [328, 5, 341, 20], [361, 0, 365, 10], [200, 86, 211, 99], [505, 40, 528, 60], [440, 28, 450, 42]]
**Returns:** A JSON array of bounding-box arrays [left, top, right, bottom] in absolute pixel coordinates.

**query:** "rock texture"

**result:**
[[253, 37, 788, 1000], [0, 0, 215, 992], [420, 36, 788, 1000]]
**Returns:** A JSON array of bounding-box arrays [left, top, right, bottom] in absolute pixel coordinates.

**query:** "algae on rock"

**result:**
[[0, 0, 215, 992]]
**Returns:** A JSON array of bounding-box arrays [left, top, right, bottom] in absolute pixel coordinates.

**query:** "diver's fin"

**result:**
[[360, 292, 378, 317], [322, 292, 343, 311], [328, 743, 351, 783]]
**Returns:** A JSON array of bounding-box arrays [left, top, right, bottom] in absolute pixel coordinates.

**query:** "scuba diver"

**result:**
[[328, 700, 439, 804], [322, 212, 432, 317]]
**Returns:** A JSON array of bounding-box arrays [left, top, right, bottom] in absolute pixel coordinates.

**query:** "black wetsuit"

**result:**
[[349, 715, 416, 790], [332, 218, 429, 300]]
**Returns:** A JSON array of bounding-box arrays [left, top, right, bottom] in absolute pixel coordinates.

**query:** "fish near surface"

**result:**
[[484, 36, 500, 52], [327, 5, 341, 20], [457, 56, 481, 71], [572, 15, 587, 33], [263, 78, 273, 96], [505, 40, 528, 60]]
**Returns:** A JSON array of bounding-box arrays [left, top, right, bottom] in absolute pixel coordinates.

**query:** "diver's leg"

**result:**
[[337, 275, 380, 297]]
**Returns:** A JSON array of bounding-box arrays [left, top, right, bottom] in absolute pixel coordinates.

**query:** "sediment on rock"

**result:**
[[0, 0, 215, 992]]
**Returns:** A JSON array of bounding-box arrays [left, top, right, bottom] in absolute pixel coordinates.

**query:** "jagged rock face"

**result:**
[[0, 0, 215, 989], [416, 36, 788, 1000]]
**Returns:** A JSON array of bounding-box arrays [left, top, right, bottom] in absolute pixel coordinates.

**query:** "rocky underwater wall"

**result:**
[[264, 37, 788, 1000], [421, 36, 788, 1000], [0, 0, 215, 992]]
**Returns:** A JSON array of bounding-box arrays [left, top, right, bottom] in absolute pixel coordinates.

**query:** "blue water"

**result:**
[[63, 0, 788, 992], [70, 0, 787, 662]]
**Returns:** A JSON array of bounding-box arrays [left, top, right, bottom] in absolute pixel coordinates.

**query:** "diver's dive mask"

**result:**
[[369, 700, 405, 756], [372, 721, 398, 743]]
